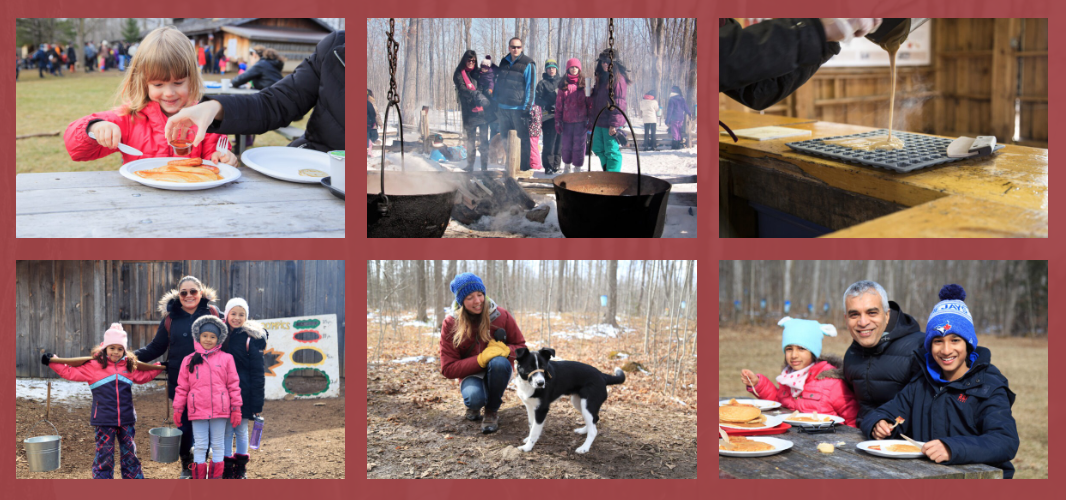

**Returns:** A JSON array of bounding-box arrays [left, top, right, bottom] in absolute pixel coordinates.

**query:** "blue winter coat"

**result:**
[[860, 346, 1019, 478], [221, 321, 269, 419]]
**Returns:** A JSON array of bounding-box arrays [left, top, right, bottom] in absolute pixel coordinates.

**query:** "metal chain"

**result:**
[[607, 18, 615, 108], [386, 18, 399, 105]]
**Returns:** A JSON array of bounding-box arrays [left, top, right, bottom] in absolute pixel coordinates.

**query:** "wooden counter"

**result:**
[[719, 110, 1048, 237]]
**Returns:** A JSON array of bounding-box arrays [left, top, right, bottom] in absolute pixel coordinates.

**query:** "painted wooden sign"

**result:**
[[258, 314, 340, 399]]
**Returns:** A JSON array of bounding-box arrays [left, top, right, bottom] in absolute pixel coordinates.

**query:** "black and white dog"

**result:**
[[514, 347, 625, 454]]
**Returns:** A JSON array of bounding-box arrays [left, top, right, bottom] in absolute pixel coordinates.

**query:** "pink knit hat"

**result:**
[[100, 323, 127, 350], [566, 58, 581, 71]]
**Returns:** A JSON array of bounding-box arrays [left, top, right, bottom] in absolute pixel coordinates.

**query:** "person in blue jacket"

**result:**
[[861, 284, 1019, 478], [493, 37, 536, 171]]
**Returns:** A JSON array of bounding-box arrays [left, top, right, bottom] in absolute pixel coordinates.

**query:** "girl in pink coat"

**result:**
[[173, 315, 242, 479], [741, 316, 860, 427], [554, 58, 591, 173], [63, 26, 236, 166]]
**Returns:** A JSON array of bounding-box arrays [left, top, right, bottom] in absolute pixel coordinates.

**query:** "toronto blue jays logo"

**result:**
[[934, 322, 952, 335]]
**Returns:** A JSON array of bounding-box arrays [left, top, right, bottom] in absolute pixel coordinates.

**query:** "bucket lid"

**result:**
[[328, 150, 345, 160]]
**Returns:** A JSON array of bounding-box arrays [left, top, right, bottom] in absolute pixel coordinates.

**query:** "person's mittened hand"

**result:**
[[922, 439, 951, 463], [173, 410, 182, 425], [476, 341, 511, 368], [89, 121, 122, 149], [41, 353, 54, 366], [159, 360, 169, 369], [210, 148, 238, 166], [609, 126, 617, 136], [230, 411, 242, 428], [872, 419, 894, 440], [164, 100, 223, 148]]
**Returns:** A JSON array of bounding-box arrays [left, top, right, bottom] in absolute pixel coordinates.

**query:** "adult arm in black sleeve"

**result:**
[[719, 18, 840, 111], [206, 33, 334, 136], [133, 318, 169, 362]]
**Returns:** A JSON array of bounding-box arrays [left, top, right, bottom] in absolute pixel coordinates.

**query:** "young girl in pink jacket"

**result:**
[[42, 323, 164, 479], [173, 315, 242, 479], [740, 316, 860, 427], [63, 26, 237, 166]]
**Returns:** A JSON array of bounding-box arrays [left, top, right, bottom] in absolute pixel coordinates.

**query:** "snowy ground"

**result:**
[[16, 378, 164, 407], [367, 140, 698, 238]]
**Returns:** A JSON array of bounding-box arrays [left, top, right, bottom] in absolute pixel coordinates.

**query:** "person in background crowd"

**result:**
[[639, 89, 659, 150], [535, 58, 562, 173]]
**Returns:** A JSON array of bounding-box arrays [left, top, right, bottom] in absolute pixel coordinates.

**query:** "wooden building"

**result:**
[[719, 19, 1048, 148], [15, 260, 346, 379], [165, 18, 335, 72]]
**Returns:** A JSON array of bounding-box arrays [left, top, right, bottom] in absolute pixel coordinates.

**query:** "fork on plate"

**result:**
[[217, 136, 231, 162]]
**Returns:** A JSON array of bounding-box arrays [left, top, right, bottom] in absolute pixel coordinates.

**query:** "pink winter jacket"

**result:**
[[64, 100, 224, 165], [173, 342, 242, 421], [747, 358, 860, 427], [555, 81, 591, 126]]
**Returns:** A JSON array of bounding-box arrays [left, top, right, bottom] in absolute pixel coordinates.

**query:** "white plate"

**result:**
[[857, 440, 925, 459], [781, 413, 846, 428], [719, 414, 785, 431], [718, 436, 794, 457], [119, 158, 239, 191], [240, 146, 331, 183], [719, 398, 782, 410]]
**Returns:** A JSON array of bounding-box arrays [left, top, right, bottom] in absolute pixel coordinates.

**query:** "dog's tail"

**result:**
[[602, 367, 626, 385]]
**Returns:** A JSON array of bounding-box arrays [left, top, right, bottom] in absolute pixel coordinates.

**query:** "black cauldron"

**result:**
[[367, 171, 458, 238]]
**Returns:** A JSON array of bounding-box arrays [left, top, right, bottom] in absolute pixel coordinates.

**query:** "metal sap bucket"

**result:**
[[23, 420, 61, 472], [148, 426, 183, 463]]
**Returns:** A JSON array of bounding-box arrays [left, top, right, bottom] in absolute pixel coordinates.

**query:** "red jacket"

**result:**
[[439, 304, 526, 380], [64, 101, 223, 165], [748, 358, 860, 427]]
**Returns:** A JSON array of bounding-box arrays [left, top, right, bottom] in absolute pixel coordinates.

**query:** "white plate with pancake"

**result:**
[[857, 440, 925, 458], [718, 436, 793, 457], [719, 414, 785, 431], [240, 146, 331, 183], [120, 158, 239, 191], [719, 398, 782, 410], [781, 412, 846, 428]]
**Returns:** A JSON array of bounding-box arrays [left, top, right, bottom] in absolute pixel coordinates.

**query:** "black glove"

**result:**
[[41, 353, 54, 366], [158, 360, 169, 369]]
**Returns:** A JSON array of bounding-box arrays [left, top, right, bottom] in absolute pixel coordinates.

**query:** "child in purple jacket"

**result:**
[[554, 58, 591, 173], [478, 56, 495, 96]]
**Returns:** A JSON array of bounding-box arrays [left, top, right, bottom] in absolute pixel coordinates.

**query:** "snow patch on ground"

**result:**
[[16, 377, 163, 406], [392, 356, 437, 364], [553, 323, 635, 340]]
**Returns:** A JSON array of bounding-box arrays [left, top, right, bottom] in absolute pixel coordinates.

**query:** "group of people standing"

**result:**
[[24, 40, 135, 79], [41, 275, 268, 479], [196, 42, 227, 74]]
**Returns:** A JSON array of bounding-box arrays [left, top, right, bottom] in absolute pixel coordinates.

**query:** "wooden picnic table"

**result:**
[[16, 166, 343, 238], [719, 109, 1048, 237], [718, 398, 1004, 479]]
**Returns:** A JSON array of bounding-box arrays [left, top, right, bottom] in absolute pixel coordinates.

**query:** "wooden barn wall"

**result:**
[[719, 19, 1047, 148], [16, 261, 345, 379]]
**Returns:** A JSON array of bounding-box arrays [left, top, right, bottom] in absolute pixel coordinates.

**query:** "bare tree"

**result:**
[[433, 260, 444, 326], [604, 260, 619, 327], [464, 18, 472, 49], [416, 261, 428, 322]]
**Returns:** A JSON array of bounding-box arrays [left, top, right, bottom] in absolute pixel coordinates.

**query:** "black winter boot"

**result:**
[[179, 452, 194, 479], [234, 454, 250, 479], [222, 456, 236, 479]]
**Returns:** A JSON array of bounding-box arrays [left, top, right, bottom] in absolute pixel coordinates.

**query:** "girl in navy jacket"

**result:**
[[862, 285, 1019, 478]]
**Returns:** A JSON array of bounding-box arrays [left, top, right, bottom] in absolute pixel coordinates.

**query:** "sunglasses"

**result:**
[[510, 46, 522, 49], [179, 289, 200, 297]]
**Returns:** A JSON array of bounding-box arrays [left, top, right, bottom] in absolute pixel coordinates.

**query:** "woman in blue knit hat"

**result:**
[[862, 284, 1019, 478], [439, 272, 527, 434], [740, 316, 859, 427]]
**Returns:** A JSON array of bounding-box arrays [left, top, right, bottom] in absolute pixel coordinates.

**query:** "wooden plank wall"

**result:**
[[719, 19, 1047, 147], [16, 261, 346, 379]]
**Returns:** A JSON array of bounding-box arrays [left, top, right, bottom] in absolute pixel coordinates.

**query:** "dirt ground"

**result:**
[[366, 311, 698, 479], [15, 378, 345, 479]]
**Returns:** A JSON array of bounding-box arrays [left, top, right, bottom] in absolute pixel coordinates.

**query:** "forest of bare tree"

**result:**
[[366, 18, 697, 127], [718, 260, 1048, 336]]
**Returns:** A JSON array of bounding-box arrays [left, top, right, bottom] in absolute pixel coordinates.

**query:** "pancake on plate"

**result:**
[[720, 436, 774, 452], [887, 444, 921, 453], [719, 404, 762, 424], [135, 164, 223, 183]]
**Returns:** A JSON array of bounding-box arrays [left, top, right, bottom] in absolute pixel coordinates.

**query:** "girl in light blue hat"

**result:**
[[741, 316, 859, 427]]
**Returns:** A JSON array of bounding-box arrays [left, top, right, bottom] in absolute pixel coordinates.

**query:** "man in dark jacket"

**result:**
[[34, 45, 47, 78], [535, 59, 562, 173], [494, 37, 536, 171], [165, 30, 344, 153], [840, 280, 925, 426]]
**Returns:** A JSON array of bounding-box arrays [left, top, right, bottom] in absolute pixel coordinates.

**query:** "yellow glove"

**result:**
[[476, 340, 511, 368]]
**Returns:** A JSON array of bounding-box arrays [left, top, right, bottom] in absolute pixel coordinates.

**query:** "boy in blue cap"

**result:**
[[862, 284, 1019, 478]]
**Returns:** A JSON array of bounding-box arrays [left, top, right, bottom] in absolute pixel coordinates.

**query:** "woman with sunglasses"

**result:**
[[133, 275, 223, 478]]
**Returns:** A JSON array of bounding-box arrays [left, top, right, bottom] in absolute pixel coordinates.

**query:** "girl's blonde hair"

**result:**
[[113, 26, 203, 117], [451, 301, 491, 349]]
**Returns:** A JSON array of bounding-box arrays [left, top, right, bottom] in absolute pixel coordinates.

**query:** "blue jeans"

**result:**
[[224, 418, 250, 456], [461, 356, 512, 412], [191, 418, 227, 463]]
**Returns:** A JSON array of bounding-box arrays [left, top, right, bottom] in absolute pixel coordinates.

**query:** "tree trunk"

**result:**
[[528, 18, 538, 63], [401, 19, 420, 123], [783, 260, 792, 314], [555, 259, 566, 312], [464, 18, 472, 50], [433, 260, 444, 326], [810, 261, 821, 317], [685, 18, 697, 145], [416, 261, 428, 322], [547, 19, 553, 61], [604, 261, 619, 327], [647, 19, 666, 104]]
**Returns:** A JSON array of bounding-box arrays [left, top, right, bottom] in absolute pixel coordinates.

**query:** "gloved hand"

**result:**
[[476, 340, 511, 368], [173, 410, 183, 425], [230, 411, 242, 428], [821, 18, 883, 43], [41, 353, 54, 366], [158, 360, 169, 369]]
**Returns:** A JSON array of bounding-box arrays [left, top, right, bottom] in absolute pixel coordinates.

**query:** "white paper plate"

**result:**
[[781, 413, 846, 428], [240, 146, 331, 183], [719, 399, 782, 410], [719, 414, 785, 431], [719, 436, 794, 457], [119, 158, 238, 191], [857, 440, 925, 459]]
